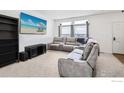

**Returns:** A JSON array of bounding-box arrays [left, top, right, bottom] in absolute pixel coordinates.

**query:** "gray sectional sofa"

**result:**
[[48, 37, 99, 77], [48, 37, 86, 52], [58, 42, 99, 77]]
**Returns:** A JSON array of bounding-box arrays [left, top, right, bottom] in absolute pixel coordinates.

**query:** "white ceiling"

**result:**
[[37, 10, 120, 20]]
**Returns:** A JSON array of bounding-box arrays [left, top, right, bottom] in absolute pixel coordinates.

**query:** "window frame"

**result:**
[[73, 23, 89, 38], [58, 21, 89, 38], [60, 24, 72, 37]]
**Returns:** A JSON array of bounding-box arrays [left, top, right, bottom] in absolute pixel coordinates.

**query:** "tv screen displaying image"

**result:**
[[20, 12, 47, 34]]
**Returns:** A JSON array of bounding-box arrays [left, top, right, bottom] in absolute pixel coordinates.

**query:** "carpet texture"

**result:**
[[0, 50, 124, 77], [96, 53, 124, 77]]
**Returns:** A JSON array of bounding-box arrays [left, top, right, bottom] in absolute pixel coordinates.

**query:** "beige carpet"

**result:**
[[0, 50, 124, 77], [0, 50, 68, 77], [96, 53, 124, 77]]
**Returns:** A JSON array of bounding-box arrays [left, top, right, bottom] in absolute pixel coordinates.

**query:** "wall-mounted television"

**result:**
[[20, 12, 47, 34]]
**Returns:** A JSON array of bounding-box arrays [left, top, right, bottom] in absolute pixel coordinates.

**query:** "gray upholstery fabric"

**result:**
[[83, 42, 94, 60], [48, 37, 64, 50], [87, 44, 99, 70], [49, 44, 60, 50], [58, 43, 99, 77], [53, 37, 64, 44], [48, 37, 85, 52], [58, 58, 92, 77], [65, 37, 77, 45], [62, 45, 74, 52], [62, 37, 78, 52]]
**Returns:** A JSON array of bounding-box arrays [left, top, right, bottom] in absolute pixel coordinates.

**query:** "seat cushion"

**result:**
[[63, 45, 74, 49], [67, 52, 82, 60], [67, 49, 84, 60], [73, 49, 84, 54], [63, 45, 74, 52], [82, 42, 94, 60]]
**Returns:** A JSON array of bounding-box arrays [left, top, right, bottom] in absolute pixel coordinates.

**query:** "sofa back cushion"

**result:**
[[82, 42, 94, 60], [53, 37, 64, 44], [66, 37, 77, 45], [86, 44, 99, 69]]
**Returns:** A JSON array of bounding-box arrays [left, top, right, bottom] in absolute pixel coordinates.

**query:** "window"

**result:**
[[61, 26, 71, 37], [59, 20, 88, 38], [60, 22, 72, 37], [74, 25, 87, 37], [74, 20, 88, 38]]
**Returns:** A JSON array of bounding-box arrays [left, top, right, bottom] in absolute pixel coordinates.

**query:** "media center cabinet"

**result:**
[[0, 14, 19, 67], [0, 13, 47, 66], [20, 44, 47, 61]]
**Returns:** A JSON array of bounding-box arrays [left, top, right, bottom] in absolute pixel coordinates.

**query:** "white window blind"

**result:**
[[74, 20, 87, 38], [60, 22, 72, 37], [74, 25, 87, 37], [61, 26, 71, 37], [59, 20, 88, 38]]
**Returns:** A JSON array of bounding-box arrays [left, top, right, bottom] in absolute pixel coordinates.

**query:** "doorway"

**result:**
[[112, 22, 124, 54], [112, 22, 124, 63]]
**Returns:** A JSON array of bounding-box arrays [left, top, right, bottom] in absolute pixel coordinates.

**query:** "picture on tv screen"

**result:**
[[20, 12, 47, 34]]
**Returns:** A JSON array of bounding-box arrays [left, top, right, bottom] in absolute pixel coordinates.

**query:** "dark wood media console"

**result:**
[[25, 44, 46, 59]]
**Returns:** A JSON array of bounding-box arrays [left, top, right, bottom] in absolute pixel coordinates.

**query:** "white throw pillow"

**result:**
[[73, 49, 84, 54], [67, 49, 83, 60]]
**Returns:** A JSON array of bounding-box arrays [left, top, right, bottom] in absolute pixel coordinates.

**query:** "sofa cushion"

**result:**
[[73, 49, 84, 55], [53, 37, 64, 44], [67, 52, 82, 60], [67, 49, 83, 60], [63, 45, 74, 52], [66, 37, 77, 45], [82, 42, 94, 60], [86, 44, 99, 69]]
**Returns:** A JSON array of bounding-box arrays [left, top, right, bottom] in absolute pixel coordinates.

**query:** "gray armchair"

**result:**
[[58, 43, 99, 77]]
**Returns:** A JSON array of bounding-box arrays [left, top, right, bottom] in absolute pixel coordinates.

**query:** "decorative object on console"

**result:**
[[20, 12, 47, 34]]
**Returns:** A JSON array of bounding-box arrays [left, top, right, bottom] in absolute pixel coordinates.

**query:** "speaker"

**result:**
[[19, 52, 28, 61]]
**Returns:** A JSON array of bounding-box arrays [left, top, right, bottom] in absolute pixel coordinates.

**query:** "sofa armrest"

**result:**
[[58, 58, 92, 77], [47, 42, 53, 49]]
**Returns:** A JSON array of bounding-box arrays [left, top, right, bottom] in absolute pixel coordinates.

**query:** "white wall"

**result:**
[[0, 10, 54, 52], [54, 12, 124, 53], [1, 11, 124, 53]]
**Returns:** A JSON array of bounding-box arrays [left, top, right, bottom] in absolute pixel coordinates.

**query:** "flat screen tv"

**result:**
[[20, 12, 47, 34]]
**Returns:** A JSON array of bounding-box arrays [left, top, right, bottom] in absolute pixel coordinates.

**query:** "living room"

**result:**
[[1, 0, 124, 92], [0, 10, 124, 77]]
